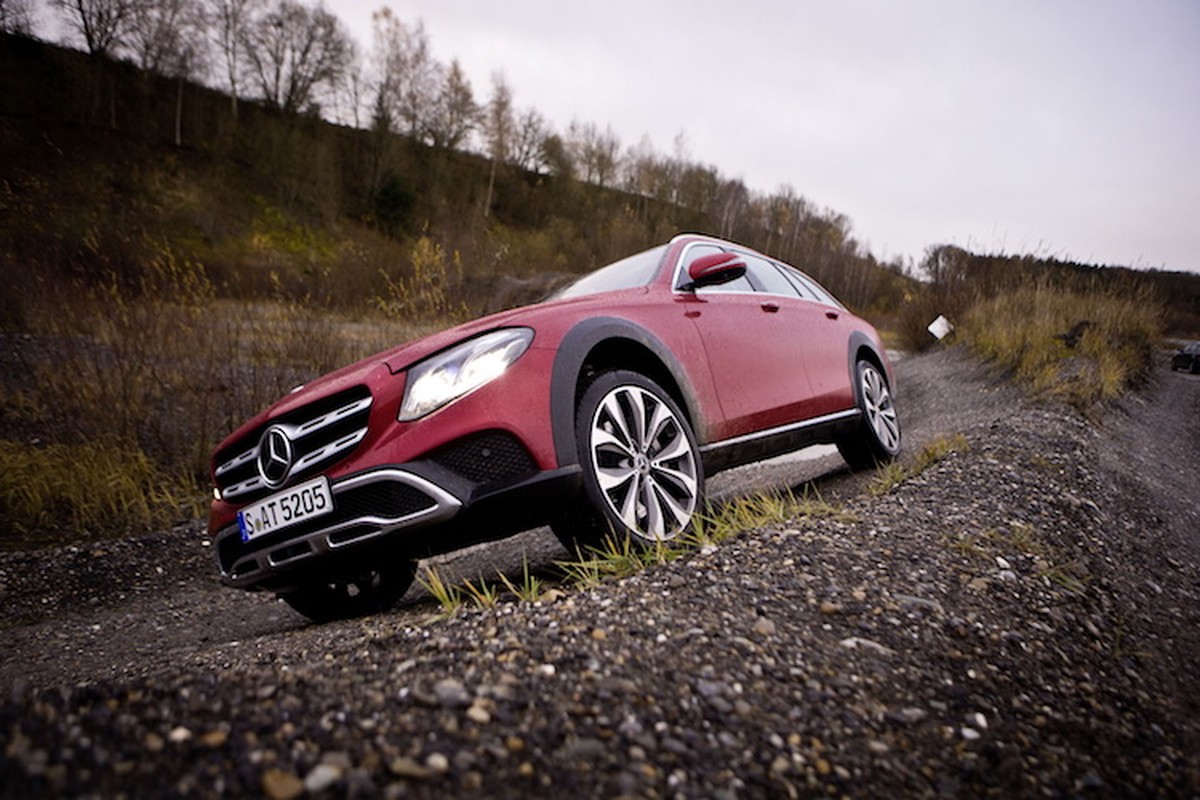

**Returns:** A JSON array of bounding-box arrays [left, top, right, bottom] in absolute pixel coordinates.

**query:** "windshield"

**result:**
[[552, 245, 668, 300]]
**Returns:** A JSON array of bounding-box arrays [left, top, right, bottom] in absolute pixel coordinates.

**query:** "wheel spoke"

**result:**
[[642, 478, 665, 539], [599, 392, 637, 451], [592, 426, 636, 459], [650, 463, 697, 499], [614, 472, 642, 529], [648, 477, 693, 532], [596, 463, 636, 492]]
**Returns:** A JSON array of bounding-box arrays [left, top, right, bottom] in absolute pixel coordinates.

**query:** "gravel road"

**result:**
[[2, 347, 1198, 797]]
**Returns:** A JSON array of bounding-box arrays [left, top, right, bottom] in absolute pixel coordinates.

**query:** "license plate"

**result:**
[[238, 476, 333, 542]]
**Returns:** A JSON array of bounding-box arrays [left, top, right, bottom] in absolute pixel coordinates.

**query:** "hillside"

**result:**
[[0, 32, 912, 319]]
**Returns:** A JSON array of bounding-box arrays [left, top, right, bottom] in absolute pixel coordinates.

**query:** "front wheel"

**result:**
[[837, 359, 901, 470], [278, 559, 417, 622], [554, 371, 704, 554]]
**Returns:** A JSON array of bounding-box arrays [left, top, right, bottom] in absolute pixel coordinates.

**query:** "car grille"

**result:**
[[213, 386, 373, 504], [428, 430, 538, 488]]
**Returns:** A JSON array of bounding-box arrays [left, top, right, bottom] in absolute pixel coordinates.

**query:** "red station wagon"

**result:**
[[208, 234, 901, 620]]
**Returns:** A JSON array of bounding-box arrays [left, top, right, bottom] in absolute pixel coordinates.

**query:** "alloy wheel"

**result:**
[[861, 363, 900, 452], [587, 384, 699, 541]]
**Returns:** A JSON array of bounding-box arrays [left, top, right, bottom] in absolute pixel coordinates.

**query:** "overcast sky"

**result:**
[[335, 0, 1199, 273]]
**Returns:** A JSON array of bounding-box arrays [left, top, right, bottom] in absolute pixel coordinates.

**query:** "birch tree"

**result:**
[[205, 0, 260, 120]]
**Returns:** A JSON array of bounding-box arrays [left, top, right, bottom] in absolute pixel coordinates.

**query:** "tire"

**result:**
[[554, 370, 704, 554], [837, 359, 901, 470], [279, 559, 417, 622]]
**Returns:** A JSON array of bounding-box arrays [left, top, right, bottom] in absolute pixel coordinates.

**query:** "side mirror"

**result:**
[[682, 252, 747, 291]]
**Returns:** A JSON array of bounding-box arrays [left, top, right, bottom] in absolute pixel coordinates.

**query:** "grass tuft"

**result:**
[[869, 434, 970, 496], [494, 556, 545, 603], [417, 566, 464, 618], [554, 489, 850, 589]]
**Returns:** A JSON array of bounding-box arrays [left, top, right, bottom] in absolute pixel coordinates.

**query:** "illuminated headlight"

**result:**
[[398, 328, 534, 421]]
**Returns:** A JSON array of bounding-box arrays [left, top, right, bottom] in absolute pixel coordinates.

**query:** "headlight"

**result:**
[[398, 328, 534, 421]]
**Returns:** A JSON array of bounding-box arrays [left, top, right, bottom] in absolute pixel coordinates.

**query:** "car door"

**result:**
[[775, 263, 857, 416], [674, 245, 816, 439]]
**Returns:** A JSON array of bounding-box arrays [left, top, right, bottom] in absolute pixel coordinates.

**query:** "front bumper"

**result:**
[[212, 460, 581, 593]]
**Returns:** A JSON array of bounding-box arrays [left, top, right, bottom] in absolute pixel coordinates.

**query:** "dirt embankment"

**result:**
[[1, 347, 1198, 798]]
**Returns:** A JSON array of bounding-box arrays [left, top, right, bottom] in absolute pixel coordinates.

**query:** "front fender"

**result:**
[[548, 317, 704, 467]]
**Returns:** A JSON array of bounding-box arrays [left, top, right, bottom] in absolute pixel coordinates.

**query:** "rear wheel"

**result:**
[[554, 371, 703, 554], [837, 359, 901, 470], [279, 559, 417, 622]]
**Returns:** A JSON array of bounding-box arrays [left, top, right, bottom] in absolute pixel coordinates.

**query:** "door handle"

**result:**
[[761, 302, 780, 313], [825, 310, 839, 320]]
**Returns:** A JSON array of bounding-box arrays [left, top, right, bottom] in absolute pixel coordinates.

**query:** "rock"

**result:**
[[557, 737, 607, 761], [262, 769, 305, 800], [388, 757, 432, 780], [433, 678, 471, 708], [425, 753, 450, 774], [304, 763, 342, 793], [894, 593, 945, 615], [752, 617, 776, 636], [466, 702, 491, 724], [838, 637, 895, 656]]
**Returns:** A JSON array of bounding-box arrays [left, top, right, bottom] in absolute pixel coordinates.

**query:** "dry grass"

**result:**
[[962, 283, 1162, 409], [0, 438, 188, 548], [1, 243, 446, 549]]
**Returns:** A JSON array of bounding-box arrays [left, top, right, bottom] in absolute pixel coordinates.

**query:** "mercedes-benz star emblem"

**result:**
[[257, 426, 293, 488]]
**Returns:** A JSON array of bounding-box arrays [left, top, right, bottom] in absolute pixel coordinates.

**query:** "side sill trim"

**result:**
[[699, 408, 860, 455]]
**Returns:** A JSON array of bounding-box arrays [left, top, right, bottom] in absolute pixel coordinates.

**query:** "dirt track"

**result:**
[[1, 347, 1198, 797]]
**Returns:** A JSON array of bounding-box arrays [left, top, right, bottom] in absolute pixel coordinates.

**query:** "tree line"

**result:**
[[3, 0, 913, 316]]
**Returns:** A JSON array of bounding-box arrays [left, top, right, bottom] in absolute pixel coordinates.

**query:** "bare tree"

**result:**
[[714, 177, 749, 239], [126, 0, 193, 75], [241, 0, 353, 115], [567, 120, 621, 188], [337, 47, 368, 129], [510, 107, 548, 172], [52, 0, 143, 57], [0, 0, 37, 35], [204, 0, 261, 120], [482, 72, 514, 216], [369, 9, 442, 142], [426, 59, 477, 150]]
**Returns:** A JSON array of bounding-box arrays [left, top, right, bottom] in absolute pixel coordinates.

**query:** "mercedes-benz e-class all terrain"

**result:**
[[208, 234, 901, 620]]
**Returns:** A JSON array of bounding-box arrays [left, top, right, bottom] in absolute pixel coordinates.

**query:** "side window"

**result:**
[[779, 263, 842, 308], [742, 254, 800, 298]]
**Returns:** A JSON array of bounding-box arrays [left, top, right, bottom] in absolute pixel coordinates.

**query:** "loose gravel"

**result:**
[[2, 347, 1198, 798]]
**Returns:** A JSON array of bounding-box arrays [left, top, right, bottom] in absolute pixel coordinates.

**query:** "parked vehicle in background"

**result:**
[[1171, 342, 1200, 373], [207, 233, 901, 621]]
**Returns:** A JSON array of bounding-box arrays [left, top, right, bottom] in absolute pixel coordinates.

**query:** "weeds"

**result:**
[[417, 566, 464, 618], [0, 438, 193, 548], [869, 434, 970, 495], [556, 489, 848, 589], [462, 575, 502, 609], [494, 556, 545, 603], [962, 282, 1163, 409]]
